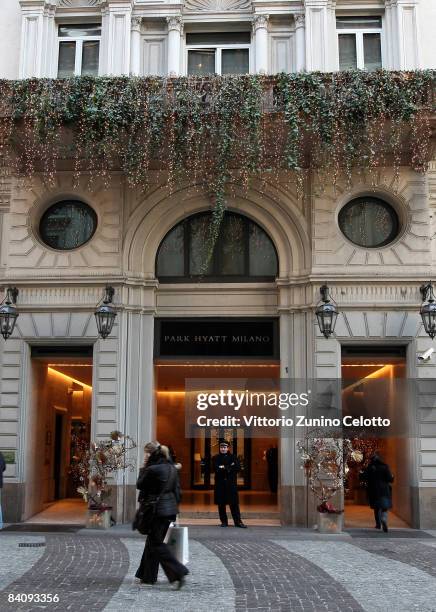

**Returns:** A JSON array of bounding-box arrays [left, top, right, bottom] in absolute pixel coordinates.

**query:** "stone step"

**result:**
[[179, 511, 280, 519]]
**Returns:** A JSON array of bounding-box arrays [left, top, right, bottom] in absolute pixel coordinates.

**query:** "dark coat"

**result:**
[[213, 452, 240, 505], [0, 452, 5, 488], [136, 458, 180, 519], [361, 459, 394, 510]]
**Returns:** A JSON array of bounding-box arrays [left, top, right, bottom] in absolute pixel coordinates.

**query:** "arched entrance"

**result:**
[[152, 208, 284, 523]]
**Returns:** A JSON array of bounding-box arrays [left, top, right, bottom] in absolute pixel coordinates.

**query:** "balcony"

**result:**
[[0, 72, 434, 190]]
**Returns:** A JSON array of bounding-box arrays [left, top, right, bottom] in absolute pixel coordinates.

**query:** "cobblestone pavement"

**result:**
[[0, 535, 129, 611], [0, 527, 435, 612]]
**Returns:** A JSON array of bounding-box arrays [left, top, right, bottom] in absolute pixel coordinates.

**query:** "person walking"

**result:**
[[361, 453, 394, 533], [135, 441, 189, 588], [0, 451, 5, 530], [213, 439, 247, 528]]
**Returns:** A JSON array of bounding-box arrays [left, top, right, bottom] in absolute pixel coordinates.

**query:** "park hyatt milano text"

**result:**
[[163, 334, 271, 344]]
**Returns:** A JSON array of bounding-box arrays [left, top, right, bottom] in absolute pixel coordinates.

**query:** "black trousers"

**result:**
[[218, 503, 242, 525], [373, 507, 388, 528], [135, 517, 189, 584]]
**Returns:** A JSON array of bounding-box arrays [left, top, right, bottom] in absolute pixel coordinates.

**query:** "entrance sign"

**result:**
[[155, 318, 279, 358]]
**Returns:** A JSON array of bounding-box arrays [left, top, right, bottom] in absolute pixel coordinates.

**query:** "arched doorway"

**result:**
[[154, 211, 281, 523]]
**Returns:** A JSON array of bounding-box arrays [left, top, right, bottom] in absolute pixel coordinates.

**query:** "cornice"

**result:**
[[130, 2, 183, 17], [19, 0, 57, 7], [252, 0, 302, 13], [336, 0, 384, 9], [57, 0, 103, 7], [184, 0, 251, 12]]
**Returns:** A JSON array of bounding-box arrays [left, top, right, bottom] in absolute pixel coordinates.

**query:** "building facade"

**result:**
[[0, 0, 435, 528]]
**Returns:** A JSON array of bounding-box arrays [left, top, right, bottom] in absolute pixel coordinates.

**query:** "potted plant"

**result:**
[[297, 430, 362, 533], [70, 430, 136, 529]]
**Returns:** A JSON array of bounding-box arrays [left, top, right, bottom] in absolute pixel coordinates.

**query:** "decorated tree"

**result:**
[[69, 430, 136, 511], [297, 429, 363, 513]]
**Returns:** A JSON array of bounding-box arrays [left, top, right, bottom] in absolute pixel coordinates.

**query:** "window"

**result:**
[[39, 200, 98, 250], [156, 211, 278, 281], [57, 24, 101, 78], [186, 32, 250, 76], [338, 197, 399, 248], [336, 17, 382, 71]]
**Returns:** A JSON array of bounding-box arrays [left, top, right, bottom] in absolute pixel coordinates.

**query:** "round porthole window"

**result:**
[[39, 200, 97, 250], [338, 197, 399, 248]]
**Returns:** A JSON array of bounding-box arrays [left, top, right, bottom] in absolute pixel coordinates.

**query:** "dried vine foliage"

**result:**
[[0, 71, 434, 257]]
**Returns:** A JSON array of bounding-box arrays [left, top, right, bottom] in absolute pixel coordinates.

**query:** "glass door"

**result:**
[[191, 427, 251, 489]]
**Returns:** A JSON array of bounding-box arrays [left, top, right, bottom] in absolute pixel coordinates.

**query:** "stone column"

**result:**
[[118, 300, 156, 523], [130, 16, 142, 75], [166, 16, 183, 77], [253, 15, 269, 74], [19, 0, 56, 78], [294, 13, 306, 72]]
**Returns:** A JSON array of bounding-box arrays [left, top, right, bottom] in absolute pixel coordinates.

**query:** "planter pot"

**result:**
[[86, 507, 112, 529], [317, 511, 343, 534]]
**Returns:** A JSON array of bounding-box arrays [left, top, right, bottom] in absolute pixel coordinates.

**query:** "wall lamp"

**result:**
[[0, 287, 19, 340], [94, 286, 116, 340], [316, 285, 338, 339], [420, 282, 436, 339]]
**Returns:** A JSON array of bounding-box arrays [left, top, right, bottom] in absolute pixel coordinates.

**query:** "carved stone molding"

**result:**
[[294, 13, 305, 28], [0, 171, 12, 212], [131, 16, 142, 31], [57, 0, 103, 6], [324, 284, 423, 307], [184, 0, 251, 12], [10, 286, 104, 308], [166, 16, 183, 34], [252, 14, 269, 32]]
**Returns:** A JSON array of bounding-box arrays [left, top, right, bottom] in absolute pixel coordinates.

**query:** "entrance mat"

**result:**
[[2, 524, 82, 533], [347, 528, 434, 539]]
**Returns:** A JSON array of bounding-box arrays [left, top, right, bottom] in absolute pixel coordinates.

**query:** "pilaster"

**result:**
[[294, 13, 306, 72], [130, 16, 142, 75], [19, 0, 56, 78], [101, 0, 133, 75], [385, 0, 420, 70], [253, 14, 269, 75], [166, 16, 183, 76], [304, 0, 336, 71]]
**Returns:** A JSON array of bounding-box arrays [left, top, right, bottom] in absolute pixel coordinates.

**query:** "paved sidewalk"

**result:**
[[0, 526, 435, 612]]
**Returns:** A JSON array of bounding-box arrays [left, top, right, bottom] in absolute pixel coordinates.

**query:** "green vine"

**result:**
[[0, 71, 434, 261]]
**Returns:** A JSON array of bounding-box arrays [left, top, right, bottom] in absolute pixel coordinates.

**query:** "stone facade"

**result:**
[[0, 0, 434, 80], [0, 0, 435, 526]]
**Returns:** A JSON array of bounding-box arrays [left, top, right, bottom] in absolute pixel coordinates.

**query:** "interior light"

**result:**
[[48, 366, 92, 391]]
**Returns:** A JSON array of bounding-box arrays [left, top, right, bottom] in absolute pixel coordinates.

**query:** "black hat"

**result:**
[[219, 439, 230, 447]]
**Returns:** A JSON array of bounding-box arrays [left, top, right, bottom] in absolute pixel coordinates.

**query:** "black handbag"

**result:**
[[133, 465, 175, 535]]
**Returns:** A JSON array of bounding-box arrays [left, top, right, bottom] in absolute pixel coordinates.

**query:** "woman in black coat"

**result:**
[[135, 441, 189, 587], [361, 453, 394, 532]]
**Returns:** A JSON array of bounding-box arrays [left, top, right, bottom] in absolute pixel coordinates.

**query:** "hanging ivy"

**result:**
[[0, 71, 434, 262]]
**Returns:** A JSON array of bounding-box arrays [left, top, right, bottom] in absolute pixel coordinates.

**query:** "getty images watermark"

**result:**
[[183, 378, 411, 438], [194, 389, 391, 429]]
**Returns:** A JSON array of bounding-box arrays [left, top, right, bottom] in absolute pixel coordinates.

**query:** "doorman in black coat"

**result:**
[[212, 440, 247, 528]]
